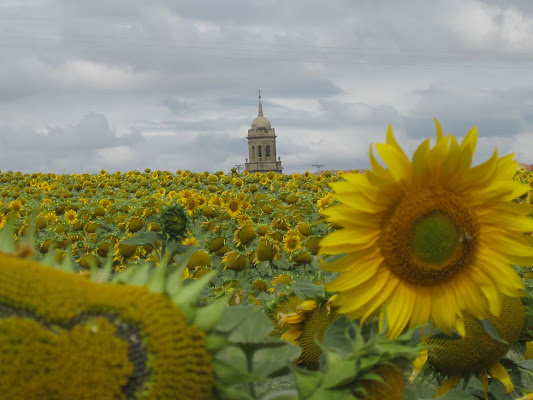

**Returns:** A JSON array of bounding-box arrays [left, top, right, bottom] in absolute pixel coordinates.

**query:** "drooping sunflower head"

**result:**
[[320, 119, 533, 338]]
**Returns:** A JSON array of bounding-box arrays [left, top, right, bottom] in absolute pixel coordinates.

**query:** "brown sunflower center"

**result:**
[[380, 190, 479, 285]]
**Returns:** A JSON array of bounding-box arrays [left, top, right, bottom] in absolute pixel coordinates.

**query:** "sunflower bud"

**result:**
[[160, 204, 188, 241]]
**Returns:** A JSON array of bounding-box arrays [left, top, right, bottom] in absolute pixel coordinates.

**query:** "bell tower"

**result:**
[[244, 91, 283, 173]]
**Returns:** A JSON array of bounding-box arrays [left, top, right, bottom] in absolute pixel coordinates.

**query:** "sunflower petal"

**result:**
[[385, 281, 415, 338], [488, 362, 514, 393], [436, 375, 461, 397]]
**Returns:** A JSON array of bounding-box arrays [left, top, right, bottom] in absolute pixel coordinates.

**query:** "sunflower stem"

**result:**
[[244, 347, 258, 399]]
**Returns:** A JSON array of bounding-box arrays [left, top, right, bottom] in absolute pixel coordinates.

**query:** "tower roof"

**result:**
[[252, 94, 271, 129]]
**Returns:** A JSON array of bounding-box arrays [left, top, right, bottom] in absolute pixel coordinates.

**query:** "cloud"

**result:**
[[1, 0, 533, 174]]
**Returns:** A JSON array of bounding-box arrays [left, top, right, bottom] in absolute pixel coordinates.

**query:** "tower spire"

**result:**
[[258, 89, 263, 116]]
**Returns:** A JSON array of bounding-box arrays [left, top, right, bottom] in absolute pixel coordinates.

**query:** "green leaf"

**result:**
[[253, 342, 301, 378], [260, 390, 299, 400], [214, 382, 254, 400], [506, 340, 526, 361], [192, 294, 231, 331], [216, 304, 259, 333], [516, 360, 533, 369], [170, 269, 217, 311], [121, 231, 157, 246], [127, 263, 153, 287], [145, 264, 166, 294], [477, 318, 507, 344], [321, 355, 357, 389], [289, 365, 323, 399], [214, 346, 255, 384], [228, 309, 274, 344], [293, 277, 325, 298], [321, 316, 358, 359]]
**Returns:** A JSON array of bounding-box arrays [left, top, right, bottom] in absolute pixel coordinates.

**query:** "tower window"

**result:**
[[258, 145, 262, 158], [252, 146, 255, 160], [266, 145, 271, 158]]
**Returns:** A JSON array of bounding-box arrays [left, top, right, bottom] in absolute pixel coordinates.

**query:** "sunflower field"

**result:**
[[1, 122, 533, 399]]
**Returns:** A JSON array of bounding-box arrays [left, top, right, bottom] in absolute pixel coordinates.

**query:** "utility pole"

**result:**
[[312, 164, 325, 174], [234, 164, 244, 173]]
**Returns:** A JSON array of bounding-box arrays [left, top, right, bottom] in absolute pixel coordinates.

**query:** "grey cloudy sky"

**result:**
[[1, 0, 533, 174]]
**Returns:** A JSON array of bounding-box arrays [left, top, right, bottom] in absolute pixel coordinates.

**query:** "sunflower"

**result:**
[[280, 300, 341, 370], [99, 198, 111, 209], [412, 295, 525, 398], [283, 231, 303, 254], [226, 199, 241, 218], [44, 212, 57, 224], [320, 120, 533, 339], [9, 200, 22, 213], [64, 209, 78, 225]]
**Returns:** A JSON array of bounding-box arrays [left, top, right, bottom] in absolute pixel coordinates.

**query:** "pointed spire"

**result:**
[[258, 89, 263, 116]]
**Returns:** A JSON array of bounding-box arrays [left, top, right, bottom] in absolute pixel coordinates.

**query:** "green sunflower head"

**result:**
[[160, 204, 189, 241]]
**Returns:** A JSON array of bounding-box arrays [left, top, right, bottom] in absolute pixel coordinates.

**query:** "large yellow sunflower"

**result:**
[[320, 119, 533, 338]]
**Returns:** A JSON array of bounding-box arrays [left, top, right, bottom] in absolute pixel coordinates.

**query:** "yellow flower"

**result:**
[[320, 120, 533, 339], [0, 213, 7, 230], [64, 209, 78, 225], [226, 199, 241, 218], [280, 300, 340, 370], [422, 296, 524, 398], [99, 198, 111, 209], [44, 212, 57, 224], [283, 233, 302, 254], [182, 236, 198, 246], [9, 200, 22, 213]]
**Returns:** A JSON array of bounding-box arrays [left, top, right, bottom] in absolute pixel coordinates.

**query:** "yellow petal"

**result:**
[[386, 124, 408, 158], [297, 300, 318, 312], [318, 230, 378, 255], [385, 281, 415, 338], [369, 144, 389, 177], [434, 118, 445, 142], [411, 138, 430, 187], [488, 362, 514, 393], [459, 126, 477, 154], [284, 312, 307, 324], [281, 328, 303, 344], [331, 268, 396, 314], [431, 283, 458, 337], [481, 369, 489, 398], [409, 348, 428, 384], [326, 252, 382, 291], [409, 285, 431, 329], [436, 375, 461, 397], [375, 142, 412, 184]]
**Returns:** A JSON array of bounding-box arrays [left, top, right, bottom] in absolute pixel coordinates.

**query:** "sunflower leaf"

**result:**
[[293, 277, 325, 298], [227, 309, 274, 344], [120, 231, 157, 246], [253, 342, 301, 378], [289, 365, 323, 399], [476, 318, 507, 344]]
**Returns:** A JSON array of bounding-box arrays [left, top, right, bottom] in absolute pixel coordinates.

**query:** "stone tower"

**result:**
[[244, 93, 283, 173]]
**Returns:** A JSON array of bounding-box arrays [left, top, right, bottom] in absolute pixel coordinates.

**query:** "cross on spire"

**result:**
[[257, 90, 263, 116]]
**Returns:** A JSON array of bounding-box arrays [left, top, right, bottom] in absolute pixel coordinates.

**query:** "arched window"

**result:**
[[266, 145, 271, 158], [258, 145, 262, 158], [252, 146, 255, 160]]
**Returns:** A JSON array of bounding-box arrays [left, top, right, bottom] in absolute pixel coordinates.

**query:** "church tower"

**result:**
[[244, 92, 283, 173]]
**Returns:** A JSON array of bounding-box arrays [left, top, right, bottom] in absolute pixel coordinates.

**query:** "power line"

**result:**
[[2, 37, 533, 70], [2, 30, 533, 58]]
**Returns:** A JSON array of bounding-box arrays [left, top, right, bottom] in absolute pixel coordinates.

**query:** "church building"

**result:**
[[244, 93, 283, 173]]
